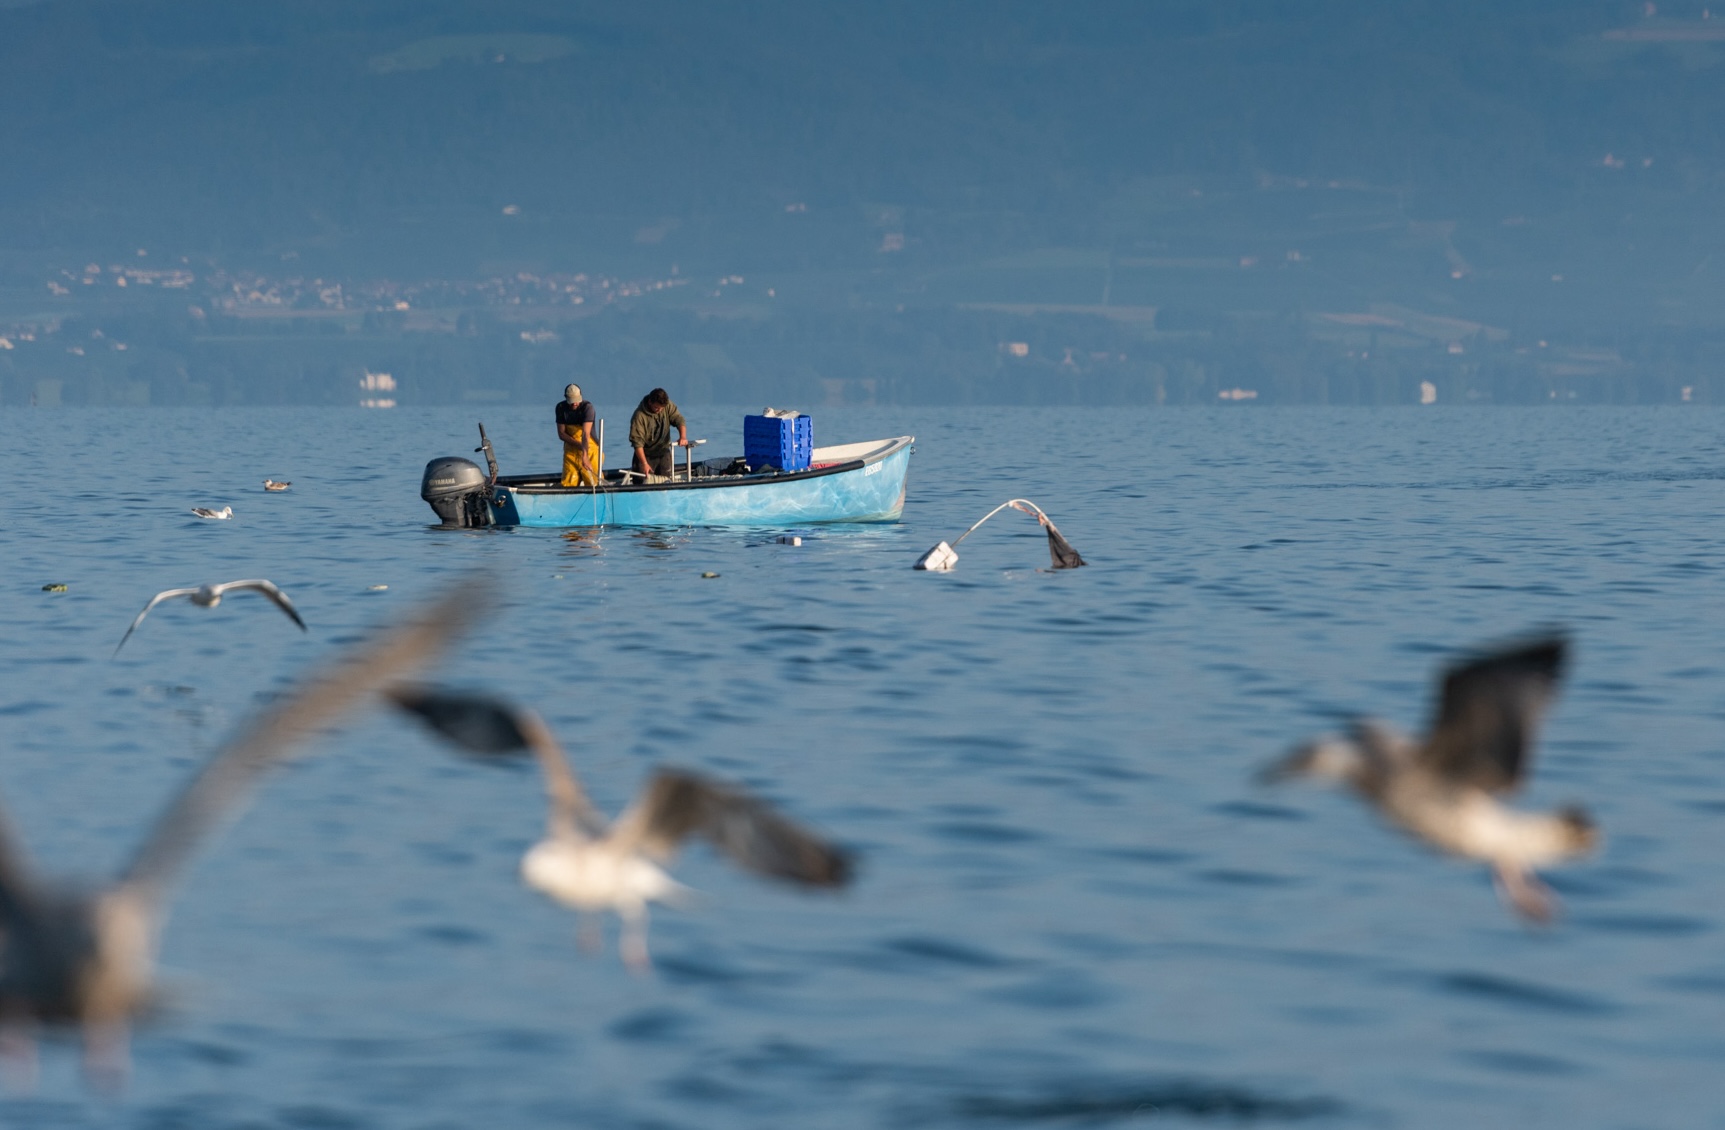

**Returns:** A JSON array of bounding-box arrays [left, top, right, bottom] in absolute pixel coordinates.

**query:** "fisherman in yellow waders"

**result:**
[[556, 383, 601, 487]]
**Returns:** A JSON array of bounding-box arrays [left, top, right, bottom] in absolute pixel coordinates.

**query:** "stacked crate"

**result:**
[[744, 414, 813, 471]]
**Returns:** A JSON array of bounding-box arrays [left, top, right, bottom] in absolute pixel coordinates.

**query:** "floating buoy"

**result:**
[[914, 542, 959, 572], [777, 535, 802, 546]]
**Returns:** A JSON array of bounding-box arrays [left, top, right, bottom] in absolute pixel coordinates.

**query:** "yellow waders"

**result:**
[[561, 440, 602, 487]]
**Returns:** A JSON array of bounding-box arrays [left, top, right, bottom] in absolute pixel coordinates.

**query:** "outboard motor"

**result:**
[[420, 457, 495, 527]]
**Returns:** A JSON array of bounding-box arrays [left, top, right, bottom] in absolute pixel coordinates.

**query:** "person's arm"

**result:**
[[627, 410, 652, 469], [580, 421, 594, 449], [676, 423, 691, 447]]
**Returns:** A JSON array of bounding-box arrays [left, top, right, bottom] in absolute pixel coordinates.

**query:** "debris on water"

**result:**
[[41, 583, 68, 592], [367, 585, 389, 591], [778, 535, 802, 546], [701, 572, 720, 579]]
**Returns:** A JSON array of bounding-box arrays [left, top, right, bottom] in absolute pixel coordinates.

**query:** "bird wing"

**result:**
[[0, 803, 42, 927], [388, 685, 533, 752], [214, 579, 308, 632], [1418, 634, 1568, 793], [608, 770, 853, 888], [114, 575, 489, 911], [385, 687, 606, 839], [113, 588, 199, 656]]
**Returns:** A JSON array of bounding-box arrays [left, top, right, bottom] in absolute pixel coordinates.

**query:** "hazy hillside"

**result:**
[[1, 0, 1713, 266], [6, 0, 1725, 408]]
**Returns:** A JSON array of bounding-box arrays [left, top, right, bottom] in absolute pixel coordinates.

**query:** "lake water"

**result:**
[[2, 404, 1723, 1128]]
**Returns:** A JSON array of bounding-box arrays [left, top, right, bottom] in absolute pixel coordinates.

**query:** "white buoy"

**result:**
[[914, 541, 959, 571]]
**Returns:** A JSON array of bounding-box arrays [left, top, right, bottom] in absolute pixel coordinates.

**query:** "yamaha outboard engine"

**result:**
[[420, 457, 494, 527]]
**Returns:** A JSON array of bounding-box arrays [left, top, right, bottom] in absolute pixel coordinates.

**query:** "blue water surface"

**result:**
[[1, 404, 1723, 1128]]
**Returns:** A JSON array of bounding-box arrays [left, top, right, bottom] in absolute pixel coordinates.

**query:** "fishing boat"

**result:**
[[420, 431, 913, 529]]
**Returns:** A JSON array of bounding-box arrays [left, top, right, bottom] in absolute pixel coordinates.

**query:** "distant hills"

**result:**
[[5, 0, 1725, 407], [3, 0, 1718, 265]]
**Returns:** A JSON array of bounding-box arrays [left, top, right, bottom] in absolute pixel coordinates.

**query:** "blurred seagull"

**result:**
[[115, 580, 307, 656], [261, 480, 291, 492], [1260, 633, 1597, 922], [0, 577, 484, 1085], [190, 506, 232, 520], [386, 687, 854, 971]]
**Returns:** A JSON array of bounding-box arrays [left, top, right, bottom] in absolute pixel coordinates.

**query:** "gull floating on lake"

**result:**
[[1260, 633, 1596, 922], [262, 480, 291, 492], [115, 580, 307, 656], [190, 506, 232, 520], [0, 578, 483, 1084], [387, 687, 854, 971]]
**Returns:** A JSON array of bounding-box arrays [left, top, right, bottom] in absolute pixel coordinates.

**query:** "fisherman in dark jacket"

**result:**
[[628, 388, 690, 478]]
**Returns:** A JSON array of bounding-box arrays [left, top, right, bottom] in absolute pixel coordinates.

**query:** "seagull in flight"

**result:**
[[115, 580, 307, 656], [387, 687, 854, 971], [0, 577, 485, 1085], [190, 506, 232, 520], [1260, 633, 1597, 922]]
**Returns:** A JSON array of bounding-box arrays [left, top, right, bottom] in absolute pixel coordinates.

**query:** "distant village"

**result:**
[[0, 245, 1718, 410], [31, 257, 695, 319]]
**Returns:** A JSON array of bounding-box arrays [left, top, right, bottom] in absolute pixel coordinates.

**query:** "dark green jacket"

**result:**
[[628, 397, 686, 455]]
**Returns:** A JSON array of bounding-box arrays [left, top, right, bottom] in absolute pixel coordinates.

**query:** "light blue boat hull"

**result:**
[[489, 436, 913, 528]]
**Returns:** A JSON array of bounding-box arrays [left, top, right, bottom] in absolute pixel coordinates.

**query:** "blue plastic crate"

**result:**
[[743, 414, 813, 471]]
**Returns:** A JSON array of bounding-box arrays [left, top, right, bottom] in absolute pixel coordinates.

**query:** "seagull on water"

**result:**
[[387, 687, 854, 971], [190, 506, 232, 520], [115, 580, 307, 655], [0, 578, 484, 1084], [262, 480, 291, 492], [1260, 633, 1597, 922]]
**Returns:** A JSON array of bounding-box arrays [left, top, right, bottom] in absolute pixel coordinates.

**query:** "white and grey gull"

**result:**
[[387, 687, 854, 971], [0, 577, 484, 1084], [115, 579, 307, 655], [190, 506, 232, 520], [1260, 633, 1597, 922]]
